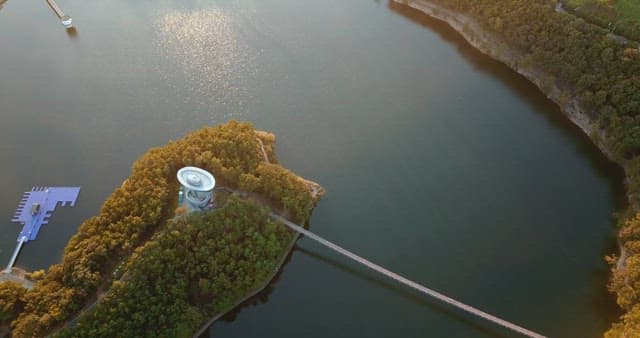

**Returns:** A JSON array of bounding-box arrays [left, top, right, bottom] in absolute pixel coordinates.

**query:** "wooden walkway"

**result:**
[[271, 214, 547, 338]]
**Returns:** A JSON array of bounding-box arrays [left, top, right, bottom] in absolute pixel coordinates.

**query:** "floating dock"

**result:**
[[5, 186, 80, 272]]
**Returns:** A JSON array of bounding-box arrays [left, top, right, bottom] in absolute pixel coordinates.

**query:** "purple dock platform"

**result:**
[[11, 187, 80, 242]]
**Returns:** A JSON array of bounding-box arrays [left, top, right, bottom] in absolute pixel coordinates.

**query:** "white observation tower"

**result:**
[[177, 166, 216, 210]]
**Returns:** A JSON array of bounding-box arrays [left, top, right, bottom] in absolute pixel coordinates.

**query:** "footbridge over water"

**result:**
[[271, 214, 547, 338]]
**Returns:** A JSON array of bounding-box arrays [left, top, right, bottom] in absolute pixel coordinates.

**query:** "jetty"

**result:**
[[5, 187, 80, 273], [271, 214, 546, 338], [45, 0, 72, 28]]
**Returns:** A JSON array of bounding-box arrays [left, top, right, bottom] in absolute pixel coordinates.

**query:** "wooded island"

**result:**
[[0, 121, 322, 337]]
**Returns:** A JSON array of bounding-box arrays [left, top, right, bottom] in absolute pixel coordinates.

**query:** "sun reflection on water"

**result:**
[[154, 8, 259, 119]]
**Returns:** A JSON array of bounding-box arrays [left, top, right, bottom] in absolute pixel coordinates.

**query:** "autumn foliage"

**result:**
[[2, 121, 320, 337], [421, 0, 640, 159], [405, 0, 640, 336], [55, 197, 294, 337], [0, 282, 26, 326]]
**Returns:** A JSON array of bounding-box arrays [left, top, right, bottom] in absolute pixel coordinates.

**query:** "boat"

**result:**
[[61, 15, 72, 28]]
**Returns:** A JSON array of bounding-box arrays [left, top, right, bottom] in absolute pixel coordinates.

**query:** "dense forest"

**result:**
[[55, 197, 294, 337], [561, 0, 640, 42], [0, 121, 321, 337], [402, 0, 640, 336]]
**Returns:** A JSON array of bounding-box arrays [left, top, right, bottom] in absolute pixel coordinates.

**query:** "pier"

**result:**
[[5, 187, 80, 273], [45, 0, 72, 28], [4, 237, 26, 275], [271, 214, 546, 338]]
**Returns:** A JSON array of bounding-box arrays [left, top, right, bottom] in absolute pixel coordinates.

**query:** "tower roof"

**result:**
[[177, 166, 215, 192]]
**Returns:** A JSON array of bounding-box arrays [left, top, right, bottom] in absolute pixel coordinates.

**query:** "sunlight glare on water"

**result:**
[[0, 0, 625, 336], [154, 8, 259, 120]]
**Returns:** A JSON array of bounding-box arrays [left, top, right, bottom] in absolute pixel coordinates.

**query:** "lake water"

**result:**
[[0, 0, 624, 337]]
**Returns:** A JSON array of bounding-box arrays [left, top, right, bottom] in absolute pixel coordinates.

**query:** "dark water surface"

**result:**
[[0, 0, 624, 337]]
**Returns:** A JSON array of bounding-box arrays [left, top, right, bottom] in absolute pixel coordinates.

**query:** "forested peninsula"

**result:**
[[0, 121, 323, 337], [392, 0, 640, 336]]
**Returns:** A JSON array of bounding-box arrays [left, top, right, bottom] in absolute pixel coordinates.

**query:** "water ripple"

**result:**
[[153, 7, 259, 120]]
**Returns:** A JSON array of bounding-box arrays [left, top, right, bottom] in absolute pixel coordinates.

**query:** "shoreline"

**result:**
[[8, 122, 325, 337], [0, 268, 34, 290], [193, 133, 323, 337], [193, 182, 322, 337], [391, 0, 627, 260], [393, 0, 612, 157], [192, 231, 301, 337]]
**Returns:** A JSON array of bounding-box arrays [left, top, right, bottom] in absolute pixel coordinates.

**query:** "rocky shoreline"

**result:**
[[392, 0, 627, 266], [393, 0, 615, 160]]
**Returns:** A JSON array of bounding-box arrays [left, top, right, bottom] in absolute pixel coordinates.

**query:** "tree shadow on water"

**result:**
[[295, 246, 509, 338], [200, 242, 299, 337], [202, 241, 516, 337], [388, 0, 625, 331], [211, 241, 301, 323], [387, 1, 625, 199]]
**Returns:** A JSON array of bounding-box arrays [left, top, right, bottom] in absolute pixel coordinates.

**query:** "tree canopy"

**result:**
[[56, 197, 294, 337], [1, 121, 321, 337], [410, 0, 640, 335]]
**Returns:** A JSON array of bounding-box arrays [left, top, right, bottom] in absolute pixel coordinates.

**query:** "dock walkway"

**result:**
[[12, 187, 80, 242], [6, 187, 80, 272]]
